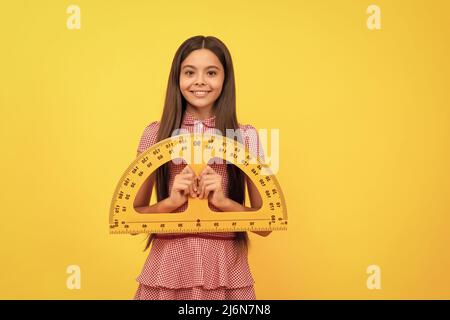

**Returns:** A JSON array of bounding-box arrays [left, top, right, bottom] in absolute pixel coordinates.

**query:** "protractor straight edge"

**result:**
[[109, 133, 288, 234]]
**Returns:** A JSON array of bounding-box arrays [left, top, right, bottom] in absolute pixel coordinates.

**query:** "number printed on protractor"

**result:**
[[109, 132, 287, 234]]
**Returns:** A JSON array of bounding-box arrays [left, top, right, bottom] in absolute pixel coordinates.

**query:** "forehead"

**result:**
[[181, 49, 223, 69]]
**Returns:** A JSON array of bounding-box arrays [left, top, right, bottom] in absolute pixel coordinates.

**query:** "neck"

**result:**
[[186, 104, 215, 120]]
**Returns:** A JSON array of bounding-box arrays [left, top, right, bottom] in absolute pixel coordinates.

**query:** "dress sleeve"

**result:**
[[241, 124, 266, 163], [137, 121, 160, 153]]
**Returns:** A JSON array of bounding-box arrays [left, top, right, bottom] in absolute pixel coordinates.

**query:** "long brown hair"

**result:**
[[143, 35, 249, 254]]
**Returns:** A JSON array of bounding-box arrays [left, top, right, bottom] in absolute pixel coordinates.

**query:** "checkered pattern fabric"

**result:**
[[134, 110, 265, 300]]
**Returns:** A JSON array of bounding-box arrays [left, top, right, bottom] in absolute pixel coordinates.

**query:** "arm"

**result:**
[[133, 151, 179, 214], [130, 151, 178, 236], [215, 175, 271, 237]]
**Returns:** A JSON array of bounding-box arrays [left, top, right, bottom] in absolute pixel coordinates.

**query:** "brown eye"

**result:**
[[185, 71, 194, 76], [208, 71, 217, 76]]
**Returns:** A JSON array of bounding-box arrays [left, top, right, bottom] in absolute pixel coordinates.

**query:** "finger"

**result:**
[[181, 165, 190, 174], [189, 179, 197, 198], [174, 179, 191, 187], [194, 176, 199, 193], [198, 178, 203, 199], [180, 172, 194, 179], [204, 185, 214, 199], [200, 176, 220, 188], [203, 185, 210, 199], [204, 181, 219, 199], [198, 177, 205, 199], [203, 180, 216, 187], [183, 165, 196, 175], [199, 165, 213, 177], [176, 173, 194, 184], [173, 184, 189, 194], [197, 174, 217, 195], [203, 165, 215, 175], [200, 175, 216, 183], [177, 177, 194, 185], [173, 181, 190, 192], [181, 183, 190, 194], [198, 166, 207, 177]]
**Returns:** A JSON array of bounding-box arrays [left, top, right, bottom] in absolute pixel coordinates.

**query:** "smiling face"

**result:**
[[179, 49, 225, 116]]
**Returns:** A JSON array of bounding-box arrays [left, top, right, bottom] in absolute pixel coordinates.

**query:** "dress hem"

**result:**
[[135, 278, 255, 290]]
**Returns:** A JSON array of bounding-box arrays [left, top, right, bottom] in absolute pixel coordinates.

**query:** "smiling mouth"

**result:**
[[190, 91, 211, 97]]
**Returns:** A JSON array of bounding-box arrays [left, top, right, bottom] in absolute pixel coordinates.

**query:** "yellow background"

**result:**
[[1, 0, 449, 299]]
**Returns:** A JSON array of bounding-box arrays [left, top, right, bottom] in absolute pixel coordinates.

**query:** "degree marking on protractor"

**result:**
[[126, 218, 271, 223], [109, 133, 287, 234]]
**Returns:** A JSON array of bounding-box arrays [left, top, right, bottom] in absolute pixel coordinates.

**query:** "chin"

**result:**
[[186, 99, 214, 108], [192, 102, 212, 108]]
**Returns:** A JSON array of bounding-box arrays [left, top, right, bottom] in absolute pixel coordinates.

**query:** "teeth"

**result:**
[[192, 91, 209, 96]]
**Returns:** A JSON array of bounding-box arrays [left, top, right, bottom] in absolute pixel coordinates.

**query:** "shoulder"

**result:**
[[238, 123, 260, 141], [238, 123, 257, 131], [137, 121, 160, 153], [142, 120, 160, 135], [238, 123, 260, 147], [140, 120, 160, 142], [237, 123, 265, 160]]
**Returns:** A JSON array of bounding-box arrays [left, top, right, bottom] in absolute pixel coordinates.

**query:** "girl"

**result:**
[[133, 35, 270, 300]]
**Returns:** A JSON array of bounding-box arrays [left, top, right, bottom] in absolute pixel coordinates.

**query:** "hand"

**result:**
[[197, 165, 227, 208], [169, 165, 198, 208]]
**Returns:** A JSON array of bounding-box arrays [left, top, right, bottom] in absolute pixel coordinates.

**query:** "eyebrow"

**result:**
[[182, 65, 220, 70]]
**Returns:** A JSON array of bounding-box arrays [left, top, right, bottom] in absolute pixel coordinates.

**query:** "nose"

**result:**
[[195, 75, 206, 86]]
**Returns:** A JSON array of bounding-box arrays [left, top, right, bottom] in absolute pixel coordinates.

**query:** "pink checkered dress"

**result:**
[[133, 110, 264, 300]]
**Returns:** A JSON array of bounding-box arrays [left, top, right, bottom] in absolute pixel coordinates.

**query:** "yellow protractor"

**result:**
[[109, 132, 287, 234]]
